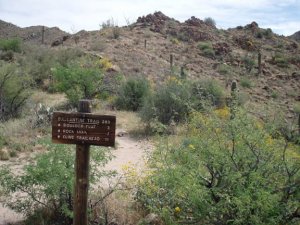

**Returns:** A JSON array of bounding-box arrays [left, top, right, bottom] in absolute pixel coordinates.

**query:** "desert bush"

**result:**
[[240, 77, 253, 88], [100, 18, 117, 29], [0, 62, 32, 120], [204, 17, 216, 27], [112, 27, 121, 39], [52, 58, 103, 107], [198, 42, 215, 58], [191, 79, 225, 108], [98, 57, 113, 71], [263, 28, 273, 39], [140, 77, 192, 127], [0, 50, 14, 61], [256, 31, 263, 39], [115, 77, 150, 111], [137, 110, 300, 225], [243, 55, 255, 72], [0, 38, 21, 52], [140, 78, 225, 131], [272, 53, 289, 68], [218, 63, 231, 75], [0, 139, 115, 224]]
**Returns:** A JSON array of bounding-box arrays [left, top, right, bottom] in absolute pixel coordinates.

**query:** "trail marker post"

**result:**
[[52, 100, 116, 225]]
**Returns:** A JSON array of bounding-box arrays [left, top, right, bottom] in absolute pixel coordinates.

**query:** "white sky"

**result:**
[[0, 0, 300, 36]]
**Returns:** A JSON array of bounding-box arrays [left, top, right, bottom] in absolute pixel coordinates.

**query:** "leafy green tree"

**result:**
[[137, 109, 300, 225], [115, 77, 150, 111], [0, 139, 115, 224], [52, 59, 103, 107], [0, 62, 32, 120], [0, 38, 22, 52], [140, 77, 191, 126]]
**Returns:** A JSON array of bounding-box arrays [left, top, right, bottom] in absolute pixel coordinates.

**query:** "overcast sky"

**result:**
[[0, 0, 300, 36]]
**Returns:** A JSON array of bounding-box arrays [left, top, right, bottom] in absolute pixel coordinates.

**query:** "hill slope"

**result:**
[[1, 12, 299, 116]]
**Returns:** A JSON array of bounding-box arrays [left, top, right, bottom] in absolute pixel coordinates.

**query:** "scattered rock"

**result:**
[[213, 42, 231, 55], [117, 130, 128, 137], [139, 213, 162, 225], [178, 26, 212, 42], [184, 16, 206, 27]]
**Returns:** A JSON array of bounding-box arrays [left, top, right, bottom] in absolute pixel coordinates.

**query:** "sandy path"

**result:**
[[0, 134, 152, 225]]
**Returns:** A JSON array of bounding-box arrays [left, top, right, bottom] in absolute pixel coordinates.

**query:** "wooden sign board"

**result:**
[[52, 112, 116, 146]]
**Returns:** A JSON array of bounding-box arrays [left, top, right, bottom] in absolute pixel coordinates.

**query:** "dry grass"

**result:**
[[90, 190, 145, 225], [29, 90, 67, 108]]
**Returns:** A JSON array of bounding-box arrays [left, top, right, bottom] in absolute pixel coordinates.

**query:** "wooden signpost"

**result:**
[[52, 100, 116, 225]]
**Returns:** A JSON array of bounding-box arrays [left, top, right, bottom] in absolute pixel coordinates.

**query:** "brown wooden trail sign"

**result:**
[[52, 112, 116, 146], [51, 100, 116, 225]]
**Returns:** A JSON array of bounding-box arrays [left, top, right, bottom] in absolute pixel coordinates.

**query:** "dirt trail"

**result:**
[[0, 134, 152, 225]]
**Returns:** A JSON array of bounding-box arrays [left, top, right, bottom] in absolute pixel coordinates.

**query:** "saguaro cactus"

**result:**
[[258, 51, 262, 75], [41, 26, 45, 44], [230, 80, 238, 120], [170, 54, 173, 69]]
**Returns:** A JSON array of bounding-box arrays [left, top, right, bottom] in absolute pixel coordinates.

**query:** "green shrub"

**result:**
[[263, 28, 273, 39], [218, 63, 231, 75], [191, 79, 225, 108], [256, 31, 263, 39], [0, 62, 32, 120], [271, 90, 279, 99], [243, 55, 255, 72], [0, 139, 114, 224], [204, 17, 216, 27], [137, 110, 300, 225], [294, 103, 300, 114], [0, 38, 21, 52], [272, 53, 289, 68], [240, 77, 253, 88], [140, 78, 225, 130], [198, 42, 215, 58], [140, 78, 192, 126], [52, 58, 103, 107], [0, 50, 14, 61], [112, 27, 121, 39], [115, 77, 150, 111]]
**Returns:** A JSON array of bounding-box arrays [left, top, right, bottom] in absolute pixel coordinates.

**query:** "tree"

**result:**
[[0, 140, 115, 224], [0, 62, 32, 120], [52, 58, 103, 107], [115, 77, 150, 111], [137, 109, 300, 225]]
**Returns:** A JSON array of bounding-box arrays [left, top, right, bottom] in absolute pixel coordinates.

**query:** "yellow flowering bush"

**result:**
[[136, 109, 300, 225]]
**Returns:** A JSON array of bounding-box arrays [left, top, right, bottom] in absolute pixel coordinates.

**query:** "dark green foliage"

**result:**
[[115, 77, 149, 111], [0, 38, 21, 52], [191, 79, 225, 108], [140, 78, 225, 128], [0, 50, 14, 61], [263, 28, 273, 39], [272, 53, 289, 68], [243, 55, 255, 72], [0, 62, 32, 120], [52, 58, 103, 107], [198, 42, 215, 58], [137, 110, 300, 225], [0, 139, 114, 224], [204, 17, 216, 27], [240, 77, 253, 88], [140, 79, 191, 125], [256, 31, 263, 39]]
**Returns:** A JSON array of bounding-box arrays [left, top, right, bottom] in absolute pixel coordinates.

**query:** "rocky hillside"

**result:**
[[0, 19, 69, 45], [1, 12, 300, 116], [290, 30, 300, 42]]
